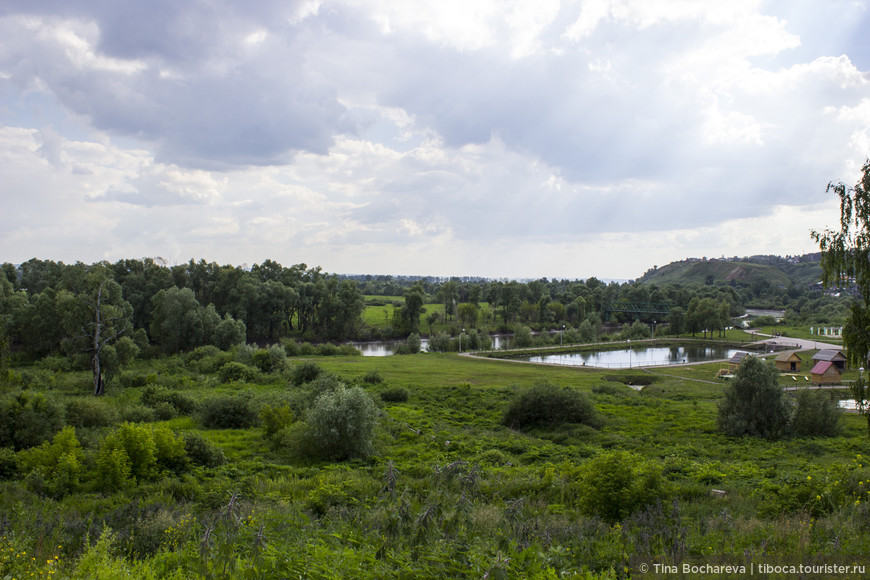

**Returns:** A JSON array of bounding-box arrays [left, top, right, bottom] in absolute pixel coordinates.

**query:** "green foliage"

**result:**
[[291, 360, 323, 386], [180, 431, 227, 467], [251, 344, 287, 373], [513, 325, 534, 348], [199, 394, 260, 429], [140, 385, 197, 415], [217, 361, 257, 383], [261, 403, 295, 441], [361, 369, 384, 384], [0, 390, 66, 450], [65, 397, 120, 429], [575, 450, 665, 522], [718, 356, 791, 439], [17, 426, 84, 497], [791, 388, 842, 437], [379, 387, 409, 403], [306, 385, 380, 461], [95, 423, 189, 490], [0, 446, 17, 479], [502, 382, 603, 431]]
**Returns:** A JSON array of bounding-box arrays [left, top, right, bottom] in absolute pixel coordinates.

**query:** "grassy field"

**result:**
[[1, 346, 869, 578]]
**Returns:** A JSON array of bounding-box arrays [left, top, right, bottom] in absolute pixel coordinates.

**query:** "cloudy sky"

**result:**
[[1, 0, 869, 280]]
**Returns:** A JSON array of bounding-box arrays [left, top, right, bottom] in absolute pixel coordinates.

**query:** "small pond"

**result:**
[[351, 334, 515, 356], [522, 345, 746, 369]]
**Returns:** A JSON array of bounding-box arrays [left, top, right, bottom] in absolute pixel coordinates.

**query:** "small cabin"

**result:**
[[810, 361, 841, 385], [811, 349, 847, 371], [775, 351, 802, 372], [729, 351, 751, 371]]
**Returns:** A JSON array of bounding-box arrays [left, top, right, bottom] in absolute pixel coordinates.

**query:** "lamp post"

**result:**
[[652, 320, 656, 339], [627, 339, 631, 368], [561, 324, 565, 346], [459, 328, 465, 352]]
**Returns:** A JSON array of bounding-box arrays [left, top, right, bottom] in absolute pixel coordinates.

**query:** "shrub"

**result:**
[[120, 404, 156, 423], [362, 369, 384, 385], [292, 361, 323, 386], [140, 386, 197, 415], [513, 326, 534, 348], [218, 361, 257, 383], [718, 356, 791, 439], [181, 431, 226, 467], [379, 387, 409, 403], [18, 426, 85, 497], [261, 403, 295, 441], [502, 382, 603, 431], [0, 391, 66, 450], [575, 450, 665, 522], [199, 394, 260, 429], [791, 389, 842, 437], [306, 385, 380, 461], [65, 397, 120, 429], [95, 423, 189, 490], [0, 447, 17, 479]]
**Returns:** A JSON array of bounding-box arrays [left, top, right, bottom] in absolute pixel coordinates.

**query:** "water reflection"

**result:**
[[524, 345, 744, 369]]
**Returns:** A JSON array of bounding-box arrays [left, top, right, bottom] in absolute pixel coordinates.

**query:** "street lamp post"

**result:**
[[561, 324, 565, 346], [627, 339, 631, 368]]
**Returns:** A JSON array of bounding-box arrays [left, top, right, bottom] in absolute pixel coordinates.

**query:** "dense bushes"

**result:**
[[502, 382, 603, 431], [95, 423, 189, 490], [718, 356, 791, 439], [0, 391, 66, 450], [199, 394, 260, 429]]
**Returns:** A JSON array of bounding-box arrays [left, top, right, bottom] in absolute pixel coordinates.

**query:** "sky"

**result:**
[[1, 0, 870, 281]]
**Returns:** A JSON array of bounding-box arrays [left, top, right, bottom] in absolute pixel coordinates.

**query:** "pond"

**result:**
[[521, 345, 746, 369], [351, 334, 516, 356]]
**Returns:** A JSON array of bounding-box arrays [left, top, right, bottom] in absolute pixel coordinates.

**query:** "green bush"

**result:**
[[218, 361, 257, 383], [291, 361, 323, 386], [199, 394, 260, 429], [120, 404, 156, 423], [95, 423, 189, 490], [18, 426, 85, 498], [575, 450, 665, 522], [0, 391, 66, 450], [718, 356, 791, 439], [181, 431, 226, 467], [306, 385, 380, 461], [379, 387, 409, 403], [502, 382, 603, 431], [0, 447, 17, 479], [140, 385, 197, 415], [362, 369, 384, 385], [791, 388, 842, 437], [65, 397, 120, 429], [261, 403, 295, 441]]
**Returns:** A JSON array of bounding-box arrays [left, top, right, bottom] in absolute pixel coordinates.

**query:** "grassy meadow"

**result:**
[[2, 345, 869, 578]]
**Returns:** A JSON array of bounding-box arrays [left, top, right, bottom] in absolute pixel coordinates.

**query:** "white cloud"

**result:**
[[1, 0, 869, 279]]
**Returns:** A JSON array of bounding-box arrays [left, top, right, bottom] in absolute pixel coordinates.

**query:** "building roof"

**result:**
[[812, 349, 847, 362], [729, 352, 750, 364], [775, 352, 801, 362], [810, 361, 840, 375]]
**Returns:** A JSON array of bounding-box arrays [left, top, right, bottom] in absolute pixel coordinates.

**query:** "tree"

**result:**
[[58, 272, 133, 396], [812, 159, 870, 367], [718, 356, 791, 439]]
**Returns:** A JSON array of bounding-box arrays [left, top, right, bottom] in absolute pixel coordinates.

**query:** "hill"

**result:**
[[638, 254, 821, 287]]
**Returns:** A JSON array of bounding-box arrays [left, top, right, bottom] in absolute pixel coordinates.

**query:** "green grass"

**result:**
[[3, 348, 870, 578]]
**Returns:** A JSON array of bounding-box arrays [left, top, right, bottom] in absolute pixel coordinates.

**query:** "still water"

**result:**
[[523, 345, 745, 369], [351, 334, 516, 356]]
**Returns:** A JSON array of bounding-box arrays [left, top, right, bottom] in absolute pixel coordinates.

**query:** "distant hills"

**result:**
[[637, 253, 823, 288]]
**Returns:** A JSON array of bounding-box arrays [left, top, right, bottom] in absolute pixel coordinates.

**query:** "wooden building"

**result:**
[[810, 361, 841, 385], [728, 351, 751, 371], [811, 349, 847, 371], [774, 352, 802, 372]]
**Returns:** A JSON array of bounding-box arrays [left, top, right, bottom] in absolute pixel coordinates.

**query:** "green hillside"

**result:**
[[638, 258, 817, 287]]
